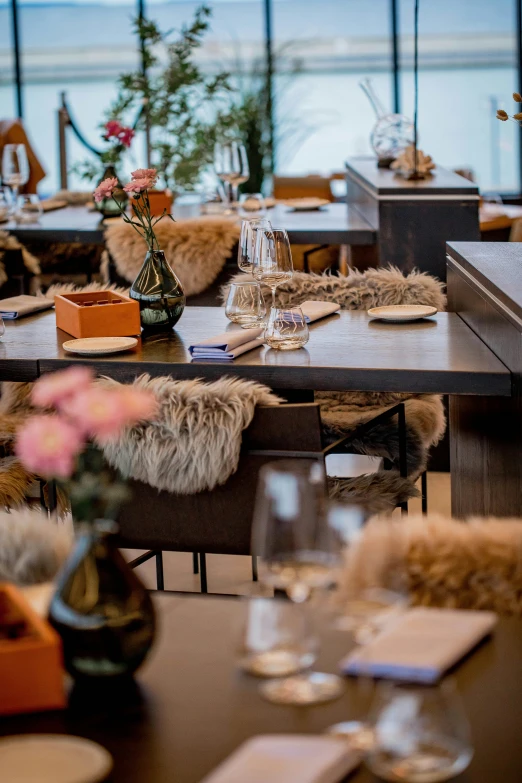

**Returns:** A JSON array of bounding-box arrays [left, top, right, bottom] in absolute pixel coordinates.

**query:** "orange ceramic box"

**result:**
[[0, 583, 66, 716], [55, 290, 141, 338], [133, 189, 173, 217]]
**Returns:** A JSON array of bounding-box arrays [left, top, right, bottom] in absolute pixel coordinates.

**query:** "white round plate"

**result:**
[[368, 305, 437, 322], [0, 734, 113, 783], [282, 197, 330, 211], [62, 337, 138, 355]]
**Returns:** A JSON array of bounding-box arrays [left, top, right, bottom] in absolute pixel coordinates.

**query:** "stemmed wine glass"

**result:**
[[252, 227, 293, 310], [238, 218, 272, 274], [251, 460, 346, 706], [214, 142, 249, 212], [2, 144, 29, 210]]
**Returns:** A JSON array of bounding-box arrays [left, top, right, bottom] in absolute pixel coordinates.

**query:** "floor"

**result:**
[[128, 471, 451, 596]]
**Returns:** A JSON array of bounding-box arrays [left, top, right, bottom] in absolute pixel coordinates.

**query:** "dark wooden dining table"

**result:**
[[0, 594, 520, 782], [5, 202, 377, 247]]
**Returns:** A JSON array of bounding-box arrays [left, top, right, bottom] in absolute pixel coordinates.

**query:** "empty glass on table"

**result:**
[[252, 227, 293, 309], [14, 194, 42, 224], [214, 142, 249, 212], [2, 144, 29, 209], [264, 306, 309, 350], [225, 280, 266, 328], [239, 192, 266, 216], [238, 218, 272, 274]]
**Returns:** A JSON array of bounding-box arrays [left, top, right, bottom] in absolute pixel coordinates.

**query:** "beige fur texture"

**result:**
[[0, 508, 73, 585], [339, 514, 522, 616], [0, 230, 41, 287], [43, 281, 129, 299], [100, 374, 281, 494], [102, 216, 240, 296]]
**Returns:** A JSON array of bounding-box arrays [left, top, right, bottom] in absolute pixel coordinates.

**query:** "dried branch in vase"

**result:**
[[391, 144, 435, 180]]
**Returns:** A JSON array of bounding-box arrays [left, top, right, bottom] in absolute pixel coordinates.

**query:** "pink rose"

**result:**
[[32, 366, 94, 409], [104, 120, 123, 139], [93, 177, 119, 203], [15, 415, 84, 479], [118, 127, 134, 149], [62, 387, 127, 443], [123, 177, 153, 195], [131, 168, 157, 184], [114, 386, 158, 426]]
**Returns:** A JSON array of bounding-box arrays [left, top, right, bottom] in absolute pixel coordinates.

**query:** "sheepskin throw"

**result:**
[[0, 230, 41, 288], [0, 508, 73, 585], [222, 266, 447, 312], [339, 514, 522, 616], [102, 216, 240, 296], [328, 471, 419, 517], [100, 375, 281, 495]]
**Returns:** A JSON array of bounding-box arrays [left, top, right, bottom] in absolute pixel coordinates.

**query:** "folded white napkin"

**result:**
[[0, 295, 54, 320], [189, 326, 264, 361], [340, 607, 497, 684], [291, 300, 340, 323], [201, 735, 359, 783]]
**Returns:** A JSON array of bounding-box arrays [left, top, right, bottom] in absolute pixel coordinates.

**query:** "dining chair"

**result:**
[[340, 513, 522, 616]]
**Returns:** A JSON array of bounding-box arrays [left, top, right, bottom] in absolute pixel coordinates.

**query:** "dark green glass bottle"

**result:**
[[130, 250, 185, 333], [48, 520, 155, 681]]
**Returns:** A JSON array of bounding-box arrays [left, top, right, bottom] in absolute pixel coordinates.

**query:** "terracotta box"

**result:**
[[55, 290, 141, 338], [0, 583, 66, 716], [133, 189, 173, 217]]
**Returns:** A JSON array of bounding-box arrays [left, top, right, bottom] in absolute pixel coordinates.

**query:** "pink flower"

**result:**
[[118, 127, 134, 149], [62, 387, 127, 443], [131, 168, 157, 184], [123, 177, 154, 195], [115, 386, 158, 426], [93, 177, 118, 203], [32, 366, 94, 409], [15, 415, 84, 479], [104, 120, 123, 139]]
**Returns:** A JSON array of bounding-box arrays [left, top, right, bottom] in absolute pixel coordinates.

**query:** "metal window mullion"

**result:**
[[10, 0, 23, 118], [391, 0, 400, 114]]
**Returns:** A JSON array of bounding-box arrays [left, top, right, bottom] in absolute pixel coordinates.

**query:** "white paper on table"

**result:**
[[339, 607, 497, 684], [200, 735, 360, 783]]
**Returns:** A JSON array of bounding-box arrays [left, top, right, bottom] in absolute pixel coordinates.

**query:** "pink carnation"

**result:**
[[123, 177, 153, 195], [118, 127, 134, 149], [131, 168, 157, 183], [32, 366, 94, 409], [15, 415, 84, 479], [62, 387, 127, 443], [114, 386, 158, 426], [104, 120, 123, 139], [93, 177, 118, 203]]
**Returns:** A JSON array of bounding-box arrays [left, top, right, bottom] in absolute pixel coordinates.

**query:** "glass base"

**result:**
[[366, 743, 473, 783], [242, 649, 315, 678], [240, 321, 266, 329], [326, 721, 375, 753], [259, 672, 344, 706]]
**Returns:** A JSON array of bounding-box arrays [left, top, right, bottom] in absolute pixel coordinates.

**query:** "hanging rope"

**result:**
[[62, 95, 144, 158], [413, 0, 419, 179]]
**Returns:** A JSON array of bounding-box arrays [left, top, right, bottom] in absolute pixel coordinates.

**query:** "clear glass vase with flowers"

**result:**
[[15, 366, 160, 681], [94, 168, 185, 333]]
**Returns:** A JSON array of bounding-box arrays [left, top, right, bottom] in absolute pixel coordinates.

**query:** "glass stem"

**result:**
[[11, 186, 19, 214], [271, 287, 276, 310]]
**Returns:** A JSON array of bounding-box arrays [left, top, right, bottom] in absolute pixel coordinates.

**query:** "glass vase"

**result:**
[[130, 249, 185, 333], [95, 165, 128, 217], [48, 520, 155, 682]]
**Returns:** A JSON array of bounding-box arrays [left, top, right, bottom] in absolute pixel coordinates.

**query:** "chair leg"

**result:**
[[398, 403, 408, 516], [252, 556, 258, 582], [421, 471, 428, 514], [192, 551, 199, 575], [155, 552, 165, 591], [199, 553, 208, 594]]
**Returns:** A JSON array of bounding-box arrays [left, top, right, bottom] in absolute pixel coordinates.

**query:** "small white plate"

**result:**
[[0, 734, 113, 783], [282, 198, 330, 211], [63, 337, 138, 355], [367, 305, 438, 322]]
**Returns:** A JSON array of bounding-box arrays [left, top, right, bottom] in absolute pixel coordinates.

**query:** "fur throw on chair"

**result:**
[[102, 216, 240, 296], [0, 508, 73, 585], [0, 230, 41, 288], [339, 514, 522, 616], [329, 471, 419, 516], [100, 375, 281, 495]]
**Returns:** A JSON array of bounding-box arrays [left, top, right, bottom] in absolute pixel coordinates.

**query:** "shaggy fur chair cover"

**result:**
[[0, 230, 41, 288], [328, 471, 419, 517], [222, 267, 447, 476], [339, 514, 522, 616], [100, 375, 281, 495], [101, 216, 240, 296], [0, 507, 72, 585]]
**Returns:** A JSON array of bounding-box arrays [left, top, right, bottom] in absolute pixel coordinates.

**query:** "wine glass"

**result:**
[[252, 227, 293, 310], [238, 218, 272, 274], [366, 679, 473, 782], [225, 281, 266, 328], [214, 142, 249, 212], [2, 144, 29, 207], [15, 194, 42, 224], [251, 460, 345, 705], [239, 192, 266, 215], [265, 306, 309, 350]]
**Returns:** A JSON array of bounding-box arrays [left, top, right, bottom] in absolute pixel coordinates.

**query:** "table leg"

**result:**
[[450, 394, 522, 517]]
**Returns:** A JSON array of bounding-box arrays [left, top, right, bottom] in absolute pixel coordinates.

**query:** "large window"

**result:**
[[0, 0, 16, 118], [399, 0, 519, 192]]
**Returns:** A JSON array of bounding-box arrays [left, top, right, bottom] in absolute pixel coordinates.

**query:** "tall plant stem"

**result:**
[[413, 0, 419, 179]]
